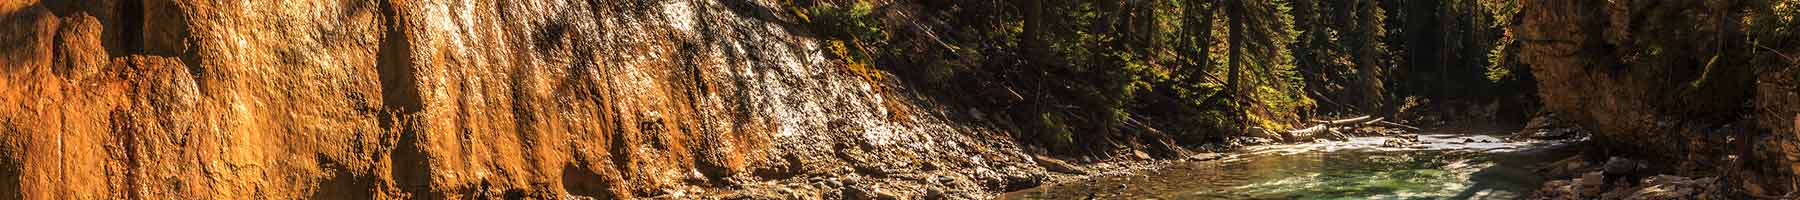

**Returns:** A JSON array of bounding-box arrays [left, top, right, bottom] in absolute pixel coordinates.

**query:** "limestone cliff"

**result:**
[[1517, 0, 1800, 196], [0, 0, 1048, 199]]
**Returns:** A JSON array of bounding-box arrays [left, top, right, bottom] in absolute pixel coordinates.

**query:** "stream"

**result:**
[[1003, 128, 1581, 200]]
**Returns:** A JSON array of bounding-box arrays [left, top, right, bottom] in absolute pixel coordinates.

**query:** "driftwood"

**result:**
[[1328, 116, 1376, 125], [1286, 124, 1328, 136], [1283, 124, 1330, 142], [1358, 117, 1422, 131], [1286, 115, 1418, 142], [1359, 117, 1388, 126], [1308, 115, 1374, 126]]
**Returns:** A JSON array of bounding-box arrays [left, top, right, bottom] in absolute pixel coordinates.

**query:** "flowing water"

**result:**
[[1004, 129, 1581, 200]]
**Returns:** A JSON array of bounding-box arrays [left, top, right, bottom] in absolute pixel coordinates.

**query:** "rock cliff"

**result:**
[[1517, 0, 1800, 196], [0, 0, 1047, 199]]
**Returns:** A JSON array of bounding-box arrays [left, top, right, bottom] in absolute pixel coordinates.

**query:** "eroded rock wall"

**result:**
[[1518, 0, 1800, 195], [1753, 65, 1800, 195], [0, 0, 1042, 199]]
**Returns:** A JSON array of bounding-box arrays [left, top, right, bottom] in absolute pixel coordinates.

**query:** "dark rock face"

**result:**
[[0, 0, 1048, 199], [1519, 0, 1751, 158], [1752, 60, 1800, 197], [1602, 157, 1636, 176], [1517, 0, 1800, 196]]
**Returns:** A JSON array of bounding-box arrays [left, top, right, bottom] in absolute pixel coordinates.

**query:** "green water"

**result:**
[[1005, 133, 1579, 200]]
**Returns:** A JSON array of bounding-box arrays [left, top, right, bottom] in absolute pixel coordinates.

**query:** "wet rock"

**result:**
[[1524, 113, 1559, 130], [1535, 180, 1579, 200], [1518, 120, 1587, 140], [1380, 136, 1420, 147], [1542, 128, 1580, 139], [843, 185, 899, 200], [998, 174, 1044, 191], [1615, 175, 1722, 199], [1515, 113, 1586, 140], [1602, 157, 1646, 188], [1034, 156, 1086, 175], [923, 188, 947, 200], [1450, 138, 1474, 144], [1535, 164, 1726, 199]]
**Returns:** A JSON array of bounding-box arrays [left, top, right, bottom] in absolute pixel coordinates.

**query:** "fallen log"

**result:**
[[1286, 124, 1328, 135], [1308, 115, 1375, 126], [1284, 124, 1329, 142], [1291, 116, 1376, 141], [1360, 117, 1388, 126], [1287, 115, 1423, 142]]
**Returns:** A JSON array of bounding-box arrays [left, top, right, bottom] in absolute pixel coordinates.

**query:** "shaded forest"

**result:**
[[794, 0, 1556, 155], [795, 0, 1800, 197]]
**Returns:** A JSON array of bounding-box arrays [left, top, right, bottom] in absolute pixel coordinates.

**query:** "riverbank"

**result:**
[[692, 113, 1454, 199], [998, 125, 1582, 199], [1527, 156, 1735, 199], [690, 135, 1225, 199]]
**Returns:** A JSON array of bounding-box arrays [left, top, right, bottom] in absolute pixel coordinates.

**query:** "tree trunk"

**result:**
[[1200, 2, 1213, 76], [1139, 0, 1159, 60], [1184, 0, 1213, 82], [1021, 0, 1045, 63], [1351, 0, 1387, 114], [1227, 0, 1246, 131]]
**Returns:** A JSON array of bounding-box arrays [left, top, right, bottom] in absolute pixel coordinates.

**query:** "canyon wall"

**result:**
[[1517, 0, 1800, 195], [0, 0, 1045, 199]]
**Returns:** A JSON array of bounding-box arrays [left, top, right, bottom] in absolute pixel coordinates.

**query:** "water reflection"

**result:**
[[1004, 133, 1579, 200]]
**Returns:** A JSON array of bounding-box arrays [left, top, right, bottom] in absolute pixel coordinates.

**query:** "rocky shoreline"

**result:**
[[1530, 157, 1733, 200], [1519, 112, 1790, 200]]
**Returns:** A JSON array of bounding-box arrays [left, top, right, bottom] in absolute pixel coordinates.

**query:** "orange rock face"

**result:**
[[0, 0, 1045, 199]]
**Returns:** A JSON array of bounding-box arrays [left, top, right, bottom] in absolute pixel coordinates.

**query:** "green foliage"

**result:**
[[1036, 112, 1076, 148], [796, 1, 890, 87], [994, 0, 1316, 148], [1227, 0, 1312, 132], [1481, 0, 1523, 84], [856, 0, 1798, 152], [858, 0, 1531, 151], [1690, 54, 1723, 90], [807, 2, 885, 42], [1484, 39, 1512, 82]]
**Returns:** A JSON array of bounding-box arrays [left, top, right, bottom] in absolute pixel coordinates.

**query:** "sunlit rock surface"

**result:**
[[0, 0, 1044, 198]]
